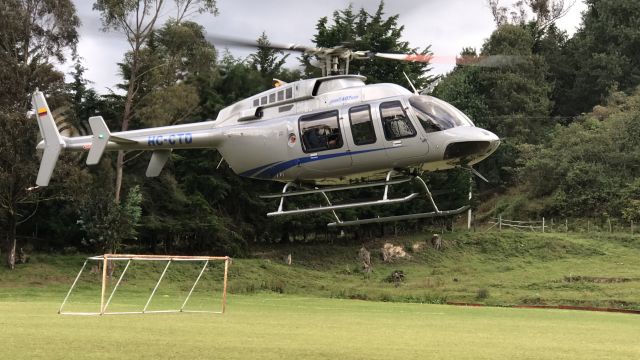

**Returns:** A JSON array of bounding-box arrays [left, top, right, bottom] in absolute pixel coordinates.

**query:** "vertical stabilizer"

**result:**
[[32, 91, 65, 186]]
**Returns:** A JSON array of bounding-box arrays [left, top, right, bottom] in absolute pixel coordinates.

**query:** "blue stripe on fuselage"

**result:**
[[239, 160, 282, 177], [244, 147, 387, 179]]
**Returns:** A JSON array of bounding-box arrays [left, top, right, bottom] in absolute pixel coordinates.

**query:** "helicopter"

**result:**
[[32, 39, 500, 227]]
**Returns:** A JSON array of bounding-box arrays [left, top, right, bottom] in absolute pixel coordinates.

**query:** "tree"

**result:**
[[554, 0, 640, 116], [78, 182, 143, 253], [134, 20, 217, 127], [309, 1, 435, 90], [0, 0, 79, 268], [94, 0, 165, 203], [478, 25, 552, 143], [249, 32, 289, 86], [521, 89, 640, 218], [488, 0, 573, 30], [93, 0, 218, 203], [434, 24, 552, 188]]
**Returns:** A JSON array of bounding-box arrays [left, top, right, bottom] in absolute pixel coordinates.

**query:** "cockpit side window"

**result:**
[[379, 101, 416, 140], [409, 95, 474, 133], [299, 110, 343, 153], [415, 111, 443, 133]]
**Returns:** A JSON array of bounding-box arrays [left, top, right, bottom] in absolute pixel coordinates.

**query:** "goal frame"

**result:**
[[59, 254, 231, 316]]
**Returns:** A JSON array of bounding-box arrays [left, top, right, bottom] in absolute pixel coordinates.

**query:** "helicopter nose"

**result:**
[[442, 127, 500, 162], [486, 130, 500, 154]]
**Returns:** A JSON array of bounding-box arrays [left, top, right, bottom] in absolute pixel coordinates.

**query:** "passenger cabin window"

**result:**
[[349, 105, 376, 146], [299, 110, 343, 153], [380, 101, 416, 140]]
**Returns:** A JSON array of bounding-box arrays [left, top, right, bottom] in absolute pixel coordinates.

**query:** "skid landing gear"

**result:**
[[261, 171, 469, 227]]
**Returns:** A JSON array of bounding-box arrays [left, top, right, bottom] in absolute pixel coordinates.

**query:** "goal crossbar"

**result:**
[[59, 254, 231, 316], [87, 254, 229, 261]]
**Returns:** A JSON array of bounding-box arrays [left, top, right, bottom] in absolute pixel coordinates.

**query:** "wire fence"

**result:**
[[486, 216, 638, 234], [487, 216, 545, 232]]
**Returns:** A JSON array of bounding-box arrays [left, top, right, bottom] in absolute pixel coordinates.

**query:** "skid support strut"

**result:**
[[265, 171, 417, 217], [327, 175, 468, 227], [263, 171, 469, 227]]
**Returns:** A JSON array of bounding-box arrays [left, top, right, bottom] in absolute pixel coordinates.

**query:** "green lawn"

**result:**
[[1, 295, 638, 359], [2, 231, 640, 309], [2, 231, 640, 358]]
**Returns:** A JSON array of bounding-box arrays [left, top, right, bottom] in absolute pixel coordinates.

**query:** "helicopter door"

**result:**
[[298, 110, 352, 174], [377, 100, 427, 164]]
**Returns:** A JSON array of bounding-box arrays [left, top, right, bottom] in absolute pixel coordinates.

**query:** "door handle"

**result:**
[[392, 140, 402, 147]]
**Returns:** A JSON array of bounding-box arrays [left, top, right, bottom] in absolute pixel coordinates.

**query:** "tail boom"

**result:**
[[33, 91, 223, 186]]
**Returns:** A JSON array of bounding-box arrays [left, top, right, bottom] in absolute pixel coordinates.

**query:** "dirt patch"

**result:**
[[447, 302, 640, 315], [380, 243, 411, 262], [563, 276, 637, 283]]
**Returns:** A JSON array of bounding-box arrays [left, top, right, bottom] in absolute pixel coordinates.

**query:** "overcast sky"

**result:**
[[70, 0, 587, 94]]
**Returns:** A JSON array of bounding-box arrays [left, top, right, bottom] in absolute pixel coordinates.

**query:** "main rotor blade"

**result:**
[[456, 54, 525, 67], [207, 34, 525, 68], [373, 52, 525, 67], [206, 34, 315, 53], [372, 52, 434, 63]]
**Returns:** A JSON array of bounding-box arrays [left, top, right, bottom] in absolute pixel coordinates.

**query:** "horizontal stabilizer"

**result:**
[[146, 150, 172, 177], [87, 116, 110, 165]]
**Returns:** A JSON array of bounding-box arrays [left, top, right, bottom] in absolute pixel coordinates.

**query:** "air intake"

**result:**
[[443, 141, 492, 160]]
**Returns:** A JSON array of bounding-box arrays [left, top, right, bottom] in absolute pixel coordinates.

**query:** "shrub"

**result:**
[[476, 288, 490, 300]]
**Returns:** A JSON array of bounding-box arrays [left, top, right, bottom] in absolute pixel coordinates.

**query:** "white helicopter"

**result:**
[[33, 41, 500, 227]]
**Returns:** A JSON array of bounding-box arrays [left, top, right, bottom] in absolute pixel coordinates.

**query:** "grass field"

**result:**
[[1, 295, 639, 359], [5, 231, 639, 308], [2, 230, 640, 358]]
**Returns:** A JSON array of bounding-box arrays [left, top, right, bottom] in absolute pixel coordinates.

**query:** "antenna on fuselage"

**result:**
[[403, 71, 419, 95]]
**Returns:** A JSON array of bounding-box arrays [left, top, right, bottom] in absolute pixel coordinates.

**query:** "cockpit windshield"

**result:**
[[408, 95, 474, 133]]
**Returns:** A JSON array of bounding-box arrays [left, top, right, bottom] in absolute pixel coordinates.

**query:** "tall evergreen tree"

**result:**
[[555, 0, 640, 116], [307, 1, 435, 90], [249, 32, 289, 86], [0, 0, 79, 268]]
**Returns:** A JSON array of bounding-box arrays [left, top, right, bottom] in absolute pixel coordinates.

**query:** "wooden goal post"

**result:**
[[59, 254, 231, 316]]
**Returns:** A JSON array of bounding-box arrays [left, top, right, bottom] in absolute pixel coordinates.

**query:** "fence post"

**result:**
[[467, 178, 472, 231], [632, 220, 634, 235], [499, 215, 502, 231], [587, 220, 590, 233], [542, 217, 545, 233], [608, 219, 612, 233], [565, 219, 568, 233]]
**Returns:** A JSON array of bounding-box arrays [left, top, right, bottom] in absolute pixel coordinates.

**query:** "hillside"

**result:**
[[1, 231, 639, 310]]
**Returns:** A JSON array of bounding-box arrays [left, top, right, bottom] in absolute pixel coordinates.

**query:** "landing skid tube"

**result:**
[[264, 171, 469, 227], [326, 206, 469, 227]]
